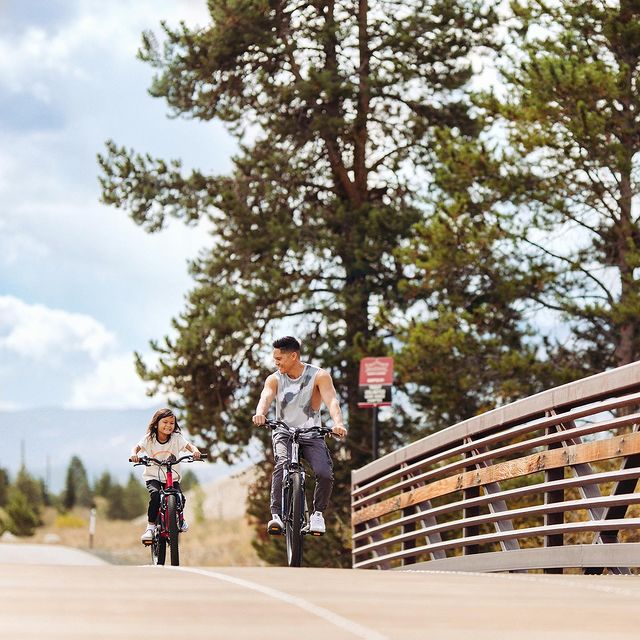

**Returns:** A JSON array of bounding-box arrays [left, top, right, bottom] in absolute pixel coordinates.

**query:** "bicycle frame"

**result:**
[[157, 466, 184, 540]]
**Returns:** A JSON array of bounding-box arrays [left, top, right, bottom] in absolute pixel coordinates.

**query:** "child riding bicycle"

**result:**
[[252, 336, 347, 536], [130, 407, 202, 543]]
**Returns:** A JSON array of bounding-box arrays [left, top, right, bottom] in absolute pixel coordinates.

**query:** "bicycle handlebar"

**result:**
[[129, 453, 208, 465], [262, 419, 344, 440]]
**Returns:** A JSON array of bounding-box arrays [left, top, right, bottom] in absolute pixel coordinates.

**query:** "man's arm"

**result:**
[[316, 370, 347, 438], [252, 374, 278, 426]]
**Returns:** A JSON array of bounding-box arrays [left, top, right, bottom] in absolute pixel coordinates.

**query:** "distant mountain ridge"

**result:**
[[0, 408, 247, 492]]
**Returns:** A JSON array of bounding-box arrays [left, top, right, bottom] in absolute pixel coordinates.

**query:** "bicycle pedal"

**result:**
[[268, 526, 284, 536], [142, 540, 153, 546], [310, 531, 323, 537]]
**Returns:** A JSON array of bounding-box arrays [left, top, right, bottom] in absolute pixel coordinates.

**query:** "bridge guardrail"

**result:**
[[351, 362, 640, 573]]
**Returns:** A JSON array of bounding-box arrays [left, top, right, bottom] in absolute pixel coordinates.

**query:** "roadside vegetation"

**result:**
[[0, 456, 260, 566]]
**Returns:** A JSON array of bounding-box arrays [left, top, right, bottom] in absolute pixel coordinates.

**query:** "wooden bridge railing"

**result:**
[[351, 362, 640, 573]]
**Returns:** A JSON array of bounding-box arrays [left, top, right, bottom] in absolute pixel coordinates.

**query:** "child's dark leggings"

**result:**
[[145, 480, 184, 523]]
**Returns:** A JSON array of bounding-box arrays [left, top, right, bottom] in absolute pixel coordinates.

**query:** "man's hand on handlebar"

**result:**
[[332, 424, 347, 439], [252, 413, 267, 426]]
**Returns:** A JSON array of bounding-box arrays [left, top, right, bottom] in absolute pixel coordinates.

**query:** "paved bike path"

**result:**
[[2, 557, 640, 639], [0, 542, 106, 565]]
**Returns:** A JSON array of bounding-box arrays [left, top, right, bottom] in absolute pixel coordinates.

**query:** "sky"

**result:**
[[0, 0, 238, 411]]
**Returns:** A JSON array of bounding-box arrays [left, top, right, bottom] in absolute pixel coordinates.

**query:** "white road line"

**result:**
[[160, 566, 388, 640]]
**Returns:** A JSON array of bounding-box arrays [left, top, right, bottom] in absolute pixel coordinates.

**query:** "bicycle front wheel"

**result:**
[[286, 472, 304, 567], [167, 494, 180, 566], [151, 527, 166, 566]]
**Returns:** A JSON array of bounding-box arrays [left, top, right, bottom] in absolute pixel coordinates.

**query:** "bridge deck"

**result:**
[[2, 552, 640, 639]]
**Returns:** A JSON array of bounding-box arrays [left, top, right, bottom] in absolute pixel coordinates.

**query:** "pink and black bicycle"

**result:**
[[130, 453, 206, 566]]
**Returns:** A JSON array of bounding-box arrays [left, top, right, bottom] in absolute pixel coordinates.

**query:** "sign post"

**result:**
[[357, 357, 393, 460], [89, 507, 96, 549]]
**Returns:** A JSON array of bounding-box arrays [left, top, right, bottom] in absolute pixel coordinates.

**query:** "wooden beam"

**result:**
[[353, 431, 640, 526]]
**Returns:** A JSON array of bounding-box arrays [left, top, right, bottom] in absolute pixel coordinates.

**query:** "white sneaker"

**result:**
[[267, 514, 284, 535], [140, 526, 154, 543], [309, 511, 325, 535], [180, 520, 189, 533]]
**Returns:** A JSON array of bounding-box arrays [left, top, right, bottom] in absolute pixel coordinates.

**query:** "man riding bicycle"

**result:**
[[252, 336, 347, 535]]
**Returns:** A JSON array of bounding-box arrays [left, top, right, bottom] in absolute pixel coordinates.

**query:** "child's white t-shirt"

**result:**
[[137, 432, 190, 483]]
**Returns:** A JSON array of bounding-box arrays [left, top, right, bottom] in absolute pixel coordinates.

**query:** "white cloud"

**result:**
[[0, 1, 211, 99], [67, 353, 159, 409], [0, 295, 166, 410], [0, 295, 116, 361]]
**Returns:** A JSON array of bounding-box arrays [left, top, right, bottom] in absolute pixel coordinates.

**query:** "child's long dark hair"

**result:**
[[147, 408, 182, 439]]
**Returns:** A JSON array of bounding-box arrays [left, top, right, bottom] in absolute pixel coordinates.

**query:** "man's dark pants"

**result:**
[[270, 432, 334, 516]]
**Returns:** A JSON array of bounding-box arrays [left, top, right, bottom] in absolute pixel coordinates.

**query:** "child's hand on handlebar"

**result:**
[[130, 454, 140, 463]]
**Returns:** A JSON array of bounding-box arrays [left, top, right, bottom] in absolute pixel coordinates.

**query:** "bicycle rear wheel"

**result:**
[[167, 494, 180, 566], [286, 472, 304, 567]]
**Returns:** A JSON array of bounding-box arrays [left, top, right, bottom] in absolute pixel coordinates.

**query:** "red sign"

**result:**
[[358, 357, 393, 408], [358, 357, 394, 386]]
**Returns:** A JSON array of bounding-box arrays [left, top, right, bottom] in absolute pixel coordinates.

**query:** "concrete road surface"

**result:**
[[1, 544, 639, 639], [0, 542, 106, 566]]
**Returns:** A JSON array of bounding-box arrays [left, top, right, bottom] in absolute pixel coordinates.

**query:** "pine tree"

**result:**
[[63, 456, 93, 510], [93, 471, 114, 498], [6, 467, 44, 535], [98, 0, 499, 566], [0, 468, 9, 507], [121, 473, 148, 520], [478, 0, 640, 371], [393, 133, 583, 429], [5, 488, 40, 537]]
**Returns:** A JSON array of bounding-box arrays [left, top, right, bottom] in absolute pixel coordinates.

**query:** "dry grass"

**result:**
[[14, 469, 265, 567], [27, 505, 263, 567]]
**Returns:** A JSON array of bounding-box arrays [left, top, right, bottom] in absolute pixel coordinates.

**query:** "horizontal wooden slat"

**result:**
[[354, 518, 640, 569], [353, 431, 640, 526], [353, 411, 640, 509], [352, 389, 640, 498], [352, 361, 640, 485], [354, 493, 640, 558], [352, 467, 640, 542]]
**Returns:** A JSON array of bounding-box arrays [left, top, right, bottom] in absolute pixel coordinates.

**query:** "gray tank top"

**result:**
[[275, 363, 322, 437]]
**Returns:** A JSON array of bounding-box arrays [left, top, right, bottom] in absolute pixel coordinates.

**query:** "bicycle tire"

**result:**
[[286, 471, 304, 567], [151, 526, 166, 565], [167, 494, 180, 566]]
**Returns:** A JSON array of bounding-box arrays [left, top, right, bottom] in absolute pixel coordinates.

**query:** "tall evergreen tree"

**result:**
[[478, 0, 640, 371], [93, 471, 114, 499], [393, 133, 583, 429], [63, 456, 93, 510], [13, 466, 44, 512], [98, 0, 499, 566], [5, 488, 40, 536], [121, 474, 148, 520], [0, 468, 9, 507], [6, 466, 44, 535]]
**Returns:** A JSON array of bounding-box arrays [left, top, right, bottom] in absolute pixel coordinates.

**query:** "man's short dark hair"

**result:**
[[273, 336, 301, 353]]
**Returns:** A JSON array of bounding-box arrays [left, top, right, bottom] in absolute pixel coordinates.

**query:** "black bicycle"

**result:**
[[129, 453, 206, 566], [265, 419, 337, 567]]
